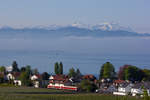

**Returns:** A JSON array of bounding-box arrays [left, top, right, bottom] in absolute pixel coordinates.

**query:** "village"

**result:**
[[0, 61, 150, 98]]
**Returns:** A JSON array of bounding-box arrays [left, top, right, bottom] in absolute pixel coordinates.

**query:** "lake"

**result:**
[[0, 37, 150, 75]]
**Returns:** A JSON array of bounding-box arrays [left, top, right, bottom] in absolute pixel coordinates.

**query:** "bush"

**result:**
[[80, 80, 97, 92], [0, 83, 15, 87]]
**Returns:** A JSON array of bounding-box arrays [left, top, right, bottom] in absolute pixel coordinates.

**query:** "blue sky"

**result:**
[[0, 0, 150, 33]]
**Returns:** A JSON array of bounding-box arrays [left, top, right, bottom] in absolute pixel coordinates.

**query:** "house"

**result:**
[[30, 74, 49, 88], [118, 83, 132, 93], [31, 74, 41, 81], [30, 74, 41, 88], [7, 72, 22, 86], [131, 83, 143, 96], [13, 72, 21, 86], [107, 85, 117, 93], [142, 82, 150, 96], [113, 80, 126, 87], [7, 73, 15, 80], [47, 75, 78, 91], [82, 74, 96, 81], [14, 80, 22, 86], [6, 66, 13, 72], [113, 83, 132, 96]]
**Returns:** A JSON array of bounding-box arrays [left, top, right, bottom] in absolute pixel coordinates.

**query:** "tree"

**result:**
[[19, 65, 32, 86], [80, 80, 97, 92], [142, 69, 150, 81], [99, 65, 104, 79], [54, 62, 59, 75], [41, 72, 50, 80], [118, 65, 129, 80], [0, 73, 4, 83], [20, 67, 26, 72], [76, 68, 82, 78], [59, 62, 63, 75], [124, 65, 144, 81], [12, 61, 20, 72], [25, 65, 32, 76], [0, 66, 6, 73], [68, 68, 76, 78], [32, 68, 39, 75], [118, 65, 144, 81], [19, 71, 32, 86], [99, 62, 115, 79]]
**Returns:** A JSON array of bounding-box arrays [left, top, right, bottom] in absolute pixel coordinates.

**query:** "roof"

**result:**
[[132, 82, 150, 89], [82, 74, 96, 80], [143, 82, 150, 89], [31, 74, 41, 80], [34, 74, 41, 78], [119, 83, 130, 88], [50, 75, 68, 81], [114, 80, 125, 84], [132, 83, 143, 89]]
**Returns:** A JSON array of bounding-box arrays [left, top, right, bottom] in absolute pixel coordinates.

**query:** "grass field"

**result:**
[[0, 87, 143, 100]]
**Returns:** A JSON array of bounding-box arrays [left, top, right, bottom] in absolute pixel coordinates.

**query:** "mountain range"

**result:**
[[0, 23, 150, 39]]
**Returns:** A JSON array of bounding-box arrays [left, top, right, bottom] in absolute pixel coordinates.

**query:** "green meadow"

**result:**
[[0, 87, 143, 100]]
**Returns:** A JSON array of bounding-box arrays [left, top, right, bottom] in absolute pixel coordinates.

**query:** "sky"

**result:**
[[0, 0, 150, 33]]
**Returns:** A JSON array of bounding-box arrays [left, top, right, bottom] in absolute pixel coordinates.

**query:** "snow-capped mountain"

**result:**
[[0, 22, 149, 39], [92, 22, 133, 32]]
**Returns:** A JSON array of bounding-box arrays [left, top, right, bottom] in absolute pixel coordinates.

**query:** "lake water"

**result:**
[[0, 37, 150, 75], [0, 50, 150, 75]]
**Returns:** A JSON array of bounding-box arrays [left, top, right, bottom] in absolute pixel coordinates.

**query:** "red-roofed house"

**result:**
[[47, 75, 78, 91], [82, 74, 96, 81]]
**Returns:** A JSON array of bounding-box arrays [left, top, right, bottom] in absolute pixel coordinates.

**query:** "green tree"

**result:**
[[0, 73, 4, 83], [20, 67, 26, 72], [68, 67, 76, 78], [142, 69, 150, 81], [19, 71, 32, 86], [41, 72, 50, 80], [118, 65, 129, 80], [59, 62, 63, 75], [76, 68, 82, 78], [0, 66, 6, 73], [19, 65, 32, 86], [12, 61, 20, 72], [124, 66, 144, 81], [32, 68, 39, 75], [80, 80, 97, 92], [25, 65, 32, 76], [99, 62, 115, 79], [54, 62, 59, 75], [99, 65, 104, 79]]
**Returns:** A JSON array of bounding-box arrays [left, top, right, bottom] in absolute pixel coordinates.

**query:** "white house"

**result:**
[[131, 83, 143, 96], [107, 85, 117, 93], [30, 74, 41, 88], [118, 84, 131, 93], [6, 66, 13, 72], [14, 80, 22, 86], [7, 73, 15, 80], [7, 73, 22, 86], [113, 83, 132, 96], [31, 75, 39, 81]]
